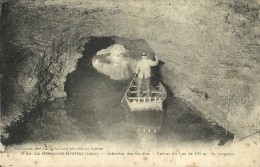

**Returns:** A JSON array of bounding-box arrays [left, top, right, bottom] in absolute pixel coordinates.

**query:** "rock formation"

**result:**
[[1, 0, 259, 142], [92, 44, 136, 80]]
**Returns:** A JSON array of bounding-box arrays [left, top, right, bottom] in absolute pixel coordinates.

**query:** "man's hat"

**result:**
[[142, 53, 147, 57]]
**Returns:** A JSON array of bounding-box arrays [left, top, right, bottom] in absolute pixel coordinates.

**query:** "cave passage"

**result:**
[[64, 36, 233, 146], [1, 36, 234, 147], [64, 37, 135, 142]]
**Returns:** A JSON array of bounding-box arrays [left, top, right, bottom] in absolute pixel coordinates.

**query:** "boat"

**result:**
[[120, 74, 167, 131], [120, 75, 167, 132], [125, 77, 167, 112]]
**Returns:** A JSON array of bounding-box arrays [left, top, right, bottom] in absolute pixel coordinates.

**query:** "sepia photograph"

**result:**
[[1, 0, 259, 166]]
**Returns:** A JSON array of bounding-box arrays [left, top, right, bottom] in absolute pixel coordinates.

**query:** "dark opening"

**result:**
[[63, 36, 234, 146], [64, 36, 139, 143]]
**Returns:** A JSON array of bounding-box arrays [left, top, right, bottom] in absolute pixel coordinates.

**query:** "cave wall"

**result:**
[[1, 0, 260, 141]]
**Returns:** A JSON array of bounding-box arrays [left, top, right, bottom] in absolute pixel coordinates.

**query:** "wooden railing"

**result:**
[[127, 97, 164, 102], [128, 91, 164, 94], [131, 85, 162, 88]]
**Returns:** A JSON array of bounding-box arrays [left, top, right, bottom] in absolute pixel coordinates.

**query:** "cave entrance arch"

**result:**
[[64, 36, 234, 146], [64, 36, 156, 142]]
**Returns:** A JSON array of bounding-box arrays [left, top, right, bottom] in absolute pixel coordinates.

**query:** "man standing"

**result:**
[[135, 53, 159, 97]]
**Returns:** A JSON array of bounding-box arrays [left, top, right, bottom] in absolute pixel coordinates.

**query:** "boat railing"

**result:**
[[127, 96, 164, 103], [131, 85, 163, 88], [128, 90, 164, 94]]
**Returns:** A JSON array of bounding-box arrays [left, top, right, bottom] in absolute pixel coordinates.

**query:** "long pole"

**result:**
[[121, 73, 137, 104]]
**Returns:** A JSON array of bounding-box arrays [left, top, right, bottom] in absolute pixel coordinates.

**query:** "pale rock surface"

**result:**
[[92, 44, 136, 80]]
